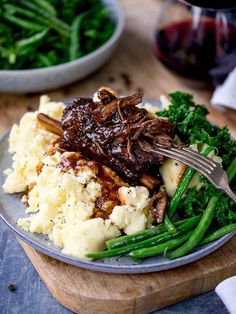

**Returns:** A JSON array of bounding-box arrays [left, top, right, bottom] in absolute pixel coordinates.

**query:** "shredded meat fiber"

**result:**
[[59, 89, 175, 185]]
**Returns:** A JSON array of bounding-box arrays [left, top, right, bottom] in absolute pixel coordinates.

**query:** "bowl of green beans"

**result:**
[[0, 0, 124, 93]]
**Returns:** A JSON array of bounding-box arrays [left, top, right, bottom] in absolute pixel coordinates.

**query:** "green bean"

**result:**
[[86, 216, 201, 259], [4, 4, 54, 34], [69, 8, 100, 61], [169, 158, 236, 260], [16, 29, 48, 48], [2, 13, 44, 31], [169, 196, 219, 259], [8, 52, 16, 64], [169, 146, 215, 218], [0, 1, 115, 69], [164, 213, 177, 234], [6, 2, 68, 37], [4, 4, 68, 37], [4, 5, 49, 29], [200, 224, 236, 246], [0, 45, 9, 58], [4, 4, 39, 20], [69, 14, 85, 61], [227, 158, 236, 182], [126, 224, 236, 261], [130, 231, 193, 260], [38, 54, 53, 67], [19, 0, 70, 35], [102, 223, 236, 262], [106, 217, 191, 250], [164, 146, 215, 233], [31, 0, 57, 16]]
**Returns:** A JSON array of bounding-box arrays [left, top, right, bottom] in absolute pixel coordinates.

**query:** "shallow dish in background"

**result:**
[[0, 0, 124, 93], [0, 98, 235, 274]]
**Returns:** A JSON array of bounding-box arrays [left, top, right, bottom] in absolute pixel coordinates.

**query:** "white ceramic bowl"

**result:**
[[0, 0, 124, 93]]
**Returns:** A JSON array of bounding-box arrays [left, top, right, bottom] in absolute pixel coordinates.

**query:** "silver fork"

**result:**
[[151, 144, 236, 203]]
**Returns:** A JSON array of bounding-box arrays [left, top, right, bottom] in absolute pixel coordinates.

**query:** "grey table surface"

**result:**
[[0, 218, 229, 314]]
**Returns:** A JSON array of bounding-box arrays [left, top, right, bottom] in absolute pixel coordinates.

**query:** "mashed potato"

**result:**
[[3, 96, 153, 259], [110, 186, 152, 234], [3, 96, 65, 193]]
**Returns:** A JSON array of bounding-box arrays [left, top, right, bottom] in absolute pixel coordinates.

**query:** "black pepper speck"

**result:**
[[8, 284, 16, 292]]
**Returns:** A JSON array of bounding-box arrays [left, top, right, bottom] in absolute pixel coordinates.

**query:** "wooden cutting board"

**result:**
[[1, 0, 235, 313], [19, 237, 236, 314]]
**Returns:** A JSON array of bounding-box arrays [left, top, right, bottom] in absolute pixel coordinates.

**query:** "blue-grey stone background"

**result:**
[[0, 218, 228, 314]]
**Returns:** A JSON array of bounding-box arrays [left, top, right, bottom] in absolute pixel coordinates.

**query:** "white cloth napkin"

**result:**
[[211, 67, 236, 110], [215, 276, 236, 313]]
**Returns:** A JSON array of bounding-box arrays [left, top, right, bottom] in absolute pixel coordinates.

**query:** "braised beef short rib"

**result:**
[[59, 90, 175, 185]]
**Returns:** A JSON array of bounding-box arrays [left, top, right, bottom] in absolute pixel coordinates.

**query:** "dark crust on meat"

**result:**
[[59, 90, 175, 185]]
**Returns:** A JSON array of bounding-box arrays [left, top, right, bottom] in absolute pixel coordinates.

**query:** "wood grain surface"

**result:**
[[19, 237, 236, 314], [1, 0, 236, 313]]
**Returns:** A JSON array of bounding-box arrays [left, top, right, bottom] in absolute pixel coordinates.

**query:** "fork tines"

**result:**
[[150, 144, 236, 203]]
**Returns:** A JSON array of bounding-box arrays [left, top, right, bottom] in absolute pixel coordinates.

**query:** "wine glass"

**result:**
[[154, 0, 236, 86]]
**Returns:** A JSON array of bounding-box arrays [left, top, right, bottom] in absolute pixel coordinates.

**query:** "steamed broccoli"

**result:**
[[157, 91, 236, 227], [178, 184, 236, 227], [157, 92, 236, 169]]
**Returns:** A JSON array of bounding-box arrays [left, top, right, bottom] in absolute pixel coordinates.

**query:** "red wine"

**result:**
[[155, 19, 236, 85]]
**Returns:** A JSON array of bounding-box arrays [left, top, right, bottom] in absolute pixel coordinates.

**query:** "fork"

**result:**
[[151, 144, 236, 203], [37, 113, 236, 202]]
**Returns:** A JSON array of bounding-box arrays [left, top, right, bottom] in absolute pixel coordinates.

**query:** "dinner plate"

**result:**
[[0, 99, 235, 274]]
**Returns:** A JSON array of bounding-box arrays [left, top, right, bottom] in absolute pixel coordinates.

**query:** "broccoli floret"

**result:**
[[157, 91, 236, 169], [177, 188, 204, 218], [157, 91, 236, 228], [178, 183, 214, 219], [179, 184, 236, 228], [214, 193, 236, 227]]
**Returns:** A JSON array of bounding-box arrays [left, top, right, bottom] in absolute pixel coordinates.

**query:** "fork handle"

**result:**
[[222, 186, 236, 203]]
